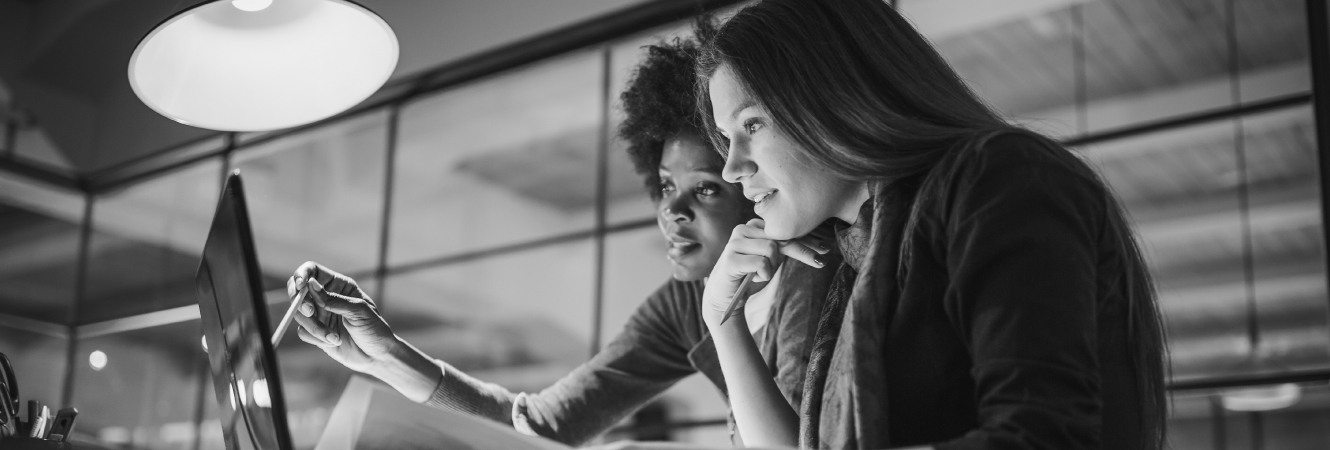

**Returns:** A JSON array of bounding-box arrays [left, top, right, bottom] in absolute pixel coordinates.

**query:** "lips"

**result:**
[[665, 232, 701, 262], [745, 188, 777, 207]]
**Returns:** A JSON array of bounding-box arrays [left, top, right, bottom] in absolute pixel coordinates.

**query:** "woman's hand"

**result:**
[[701, 219, 830, 329], [287, 262, 396, 374]]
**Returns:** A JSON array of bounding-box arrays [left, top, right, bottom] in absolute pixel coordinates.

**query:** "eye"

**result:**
[[743, 118, 764, 135], [660, 180, 676, 195], [696, 182, 719, 197]]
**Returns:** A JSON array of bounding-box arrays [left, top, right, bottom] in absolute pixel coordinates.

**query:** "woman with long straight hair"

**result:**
[[691, 0, 1168, 449]]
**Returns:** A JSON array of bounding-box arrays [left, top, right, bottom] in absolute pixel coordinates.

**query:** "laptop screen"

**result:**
[[196, 172, 293, 450]]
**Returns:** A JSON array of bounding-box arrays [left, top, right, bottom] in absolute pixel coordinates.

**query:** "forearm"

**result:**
[[370, 337, 518, 424], [364, 337, 445, 403], [710, 317, 799, 447]]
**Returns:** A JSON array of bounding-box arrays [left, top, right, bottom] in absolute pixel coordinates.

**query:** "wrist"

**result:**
[[702, 290, 736, 329], [707, 311, 751, 339], [367, 337, 442, 403]]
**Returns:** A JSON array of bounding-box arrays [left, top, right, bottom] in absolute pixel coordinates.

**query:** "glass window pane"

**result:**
[[1165, 391, 1216, 450], [0, 173, 83, 323], [1080, 0, 1310, 133], [1246, 107, 1326, 375], [390, 51, 603, 266], [72, 320, 207, 449], [82, 158, 222, 323], [382, 239, 595, 389], [1235, 0, 1309, 104], [600, 227, 672, 344], [918, 0, 1311, 138], [82, 159, 223, 324], [1076, 105, 1327, 382], [918, 2, 1080, 138], [1080, 0, 1233, 131], [232, 111, 389, 290], [1261, 383, 1330, 449]]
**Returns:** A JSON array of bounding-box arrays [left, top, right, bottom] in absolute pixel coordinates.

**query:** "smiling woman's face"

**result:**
[[709, 65, 863, 240], [656, 132, 752, 281]]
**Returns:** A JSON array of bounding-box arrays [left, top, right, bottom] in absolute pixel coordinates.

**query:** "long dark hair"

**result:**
[[696, 0, 1167, 448]]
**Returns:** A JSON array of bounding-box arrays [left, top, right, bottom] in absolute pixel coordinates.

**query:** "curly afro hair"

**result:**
[[618, 17, 721, 201]]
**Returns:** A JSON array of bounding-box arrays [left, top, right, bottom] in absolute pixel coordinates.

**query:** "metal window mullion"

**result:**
[[60, 192, 95, 408], [590, 45, 612, 358], [374, 107, 401, 308]]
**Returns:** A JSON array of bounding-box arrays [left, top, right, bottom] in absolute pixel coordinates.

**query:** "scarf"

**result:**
[[798, 179, 919, 449]]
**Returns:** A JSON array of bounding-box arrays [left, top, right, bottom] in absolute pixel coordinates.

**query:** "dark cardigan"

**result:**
[[801, 132, 1150, 450]]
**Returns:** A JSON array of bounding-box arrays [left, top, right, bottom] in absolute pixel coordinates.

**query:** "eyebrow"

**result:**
[[660, 162, 725, 174], [728, 99, 758, 121], [691, 162, 725, 174]]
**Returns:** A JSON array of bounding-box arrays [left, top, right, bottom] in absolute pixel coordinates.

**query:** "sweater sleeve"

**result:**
[[421, 279, 701, 446], [933, 135, 1105, 450]]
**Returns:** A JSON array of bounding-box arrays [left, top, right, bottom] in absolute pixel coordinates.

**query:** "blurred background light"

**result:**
[[253, 378, 272, 408], [88, 350, 107, 371], [1222, 383, 1303, 411]]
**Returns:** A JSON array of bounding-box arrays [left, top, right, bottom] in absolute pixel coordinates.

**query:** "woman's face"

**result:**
[[656, 132, 753, 281], [708, 65, 864, 240]]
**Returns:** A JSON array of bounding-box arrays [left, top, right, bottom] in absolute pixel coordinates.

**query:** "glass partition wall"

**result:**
[[0, 0, 1327, 448]]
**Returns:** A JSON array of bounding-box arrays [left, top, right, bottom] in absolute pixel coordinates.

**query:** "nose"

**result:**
[[721, 143, 755, 184], [661, 191, 695, 223]]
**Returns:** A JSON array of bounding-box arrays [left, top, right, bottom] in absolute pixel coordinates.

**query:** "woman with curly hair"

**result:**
[[282, 18, 834, 447]]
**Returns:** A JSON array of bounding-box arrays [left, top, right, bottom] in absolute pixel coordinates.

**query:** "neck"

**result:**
[[835, 183, 872, 225]]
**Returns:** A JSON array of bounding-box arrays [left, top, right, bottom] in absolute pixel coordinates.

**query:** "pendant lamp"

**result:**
[[129, 0, 398, 132]]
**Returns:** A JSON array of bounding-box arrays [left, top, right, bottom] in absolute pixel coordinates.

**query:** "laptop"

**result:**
[[195, 172, 294, 450]]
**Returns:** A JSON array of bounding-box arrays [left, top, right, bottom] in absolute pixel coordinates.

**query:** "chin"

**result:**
[[759, 211, 816, 241], [760, 220, 798, 240], [671, 266, 706, 282], [669, 260, 709, 281]]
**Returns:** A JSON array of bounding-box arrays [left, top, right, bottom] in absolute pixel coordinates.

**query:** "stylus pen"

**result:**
[[271, 289, 306, 347], [717, 272, 756, 326]]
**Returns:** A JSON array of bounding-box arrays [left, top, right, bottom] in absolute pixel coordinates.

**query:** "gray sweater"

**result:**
[[421, 261, 836, 446]]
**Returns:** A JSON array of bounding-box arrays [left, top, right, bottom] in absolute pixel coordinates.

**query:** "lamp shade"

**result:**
[[129, 0, 398, 132]]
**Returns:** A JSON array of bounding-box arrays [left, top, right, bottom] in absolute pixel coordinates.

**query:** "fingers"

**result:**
[[726, 233, 781, 260], [725, 221, 790, 281], [293, 308, 340, 346], [292, 261, 362, 298], [793, 234, 833, 255], [297, 326, 338, 349], [287, 275, 299, 299], [729, 220, 831, 271], [728, 253, 779, 282], [321, 291, 377, 319], [780, 240, 827, 269], [292, 261, 322, 295]]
